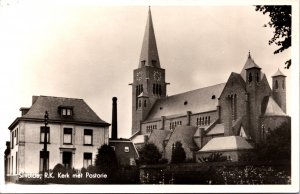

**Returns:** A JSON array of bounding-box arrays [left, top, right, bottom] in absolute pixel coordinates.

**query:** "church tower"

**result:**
[[244, 52, 262, 143], [131, 7, 167, 135], [272, 69, 286, 113]]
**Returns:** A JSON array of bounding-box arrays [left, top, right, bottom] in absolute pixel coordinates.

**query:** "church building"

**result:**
[[130, 8, 290, 162]]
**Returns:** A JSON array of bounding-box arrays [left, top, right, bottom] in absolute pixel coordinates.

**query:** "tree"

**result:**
[[171, 141, 186, 163], [94, 144, 119, 181], [138, 143, 162, 165], [256, 121, 291, 161], [255, 6, 291, 69]]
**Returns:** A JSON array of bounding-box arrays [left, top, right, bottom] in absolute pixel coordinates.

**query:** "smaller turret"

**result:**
[[272, 69, 286, 113]]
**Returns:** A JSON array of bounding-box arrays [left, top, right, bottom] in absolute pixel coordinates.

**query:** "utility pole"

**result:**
[[42, 111, 48, 184]]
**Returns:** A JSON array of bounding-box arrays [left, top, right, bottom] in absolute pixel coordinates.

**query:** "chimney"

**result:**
[[20, 107, 30, 116], [111, 97, 118, 140]]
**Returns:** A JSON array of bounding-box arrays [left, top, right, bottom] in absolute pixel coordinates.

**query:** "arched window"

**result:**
[[208, 116, 210, 125], [248, 73, 252, 83], [144, 100, 147, 107], [141, 85, 143, 93], [138, 100, 141, 108], [282, 80, 285, 89], [275, 80, 279, 89], [256, 72, 260, 82], [205, 117, 207, 125], [156, 84, 159, 95]]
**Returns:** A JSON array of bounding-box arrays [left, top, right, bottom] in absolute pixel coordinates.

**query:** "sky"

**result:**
[[0, 2, 292, 138], [0, 0, 299, 192], [0, 1, 297, 145]]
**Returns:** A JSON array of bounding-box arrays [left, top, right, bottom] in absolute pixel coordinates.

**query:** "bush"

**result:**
[[138, 143, 162, 165], [171, 141, 186, 163], [257, 121, 291, 161], [94, 144, 119, 183], [53, 163, 67, 178], [202, 152, 227, 162]]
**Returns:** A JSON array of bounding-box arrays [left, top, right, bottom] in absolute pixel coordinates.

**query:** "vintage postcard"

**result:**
[[0, 0, 298, 193]]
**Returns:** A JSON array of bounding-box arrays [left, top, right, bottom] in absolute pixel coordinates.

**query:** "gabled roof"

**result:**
[[146, 83, 226, 120], [9, 95, 109, 129], [148, 129, 171, 143], [198, 136, 253, 152], [166, 125, 198, 150], [261, 96, 286, 116], [272, 68, 286, 77], [148, 129, 172, 151], [219, 72, 246, 98], [139, 7, 160, 68]]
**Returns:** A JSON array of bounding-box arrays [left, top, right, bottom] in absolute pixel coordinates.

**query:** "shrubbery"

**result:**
[[138, 143, 162, 165]]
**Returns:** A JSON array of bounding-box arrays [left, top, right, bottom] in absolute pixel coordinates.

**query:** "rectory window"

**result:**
[[83, 153, 92, 168], [40, 126, 50, 143], [63, 128, 73, 144], [84, 129, 93, 145]]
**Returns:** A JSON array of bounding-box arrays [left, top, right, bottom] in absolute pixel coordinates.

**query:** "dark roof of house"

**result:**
[[9, 95, 109, 129], [146, 83, 226, 120]]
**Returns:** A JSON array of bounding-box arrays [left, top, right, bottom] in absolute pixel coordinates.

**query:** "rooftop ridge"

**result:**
[[38, 95, 83, 100], [167, 82, 226, 98]]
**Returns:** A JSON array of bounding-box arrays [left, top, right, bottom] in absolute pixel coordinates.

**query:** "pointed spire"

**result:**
[[139, 7, 161, 68], [272, 68, 286, 77], [240, 51, 261, 81]]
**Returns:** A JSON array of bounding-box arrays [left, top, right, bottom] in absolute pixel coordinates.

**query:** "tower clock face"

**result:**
[[136, 71, 143, 81], [153, 71, 161, 81]]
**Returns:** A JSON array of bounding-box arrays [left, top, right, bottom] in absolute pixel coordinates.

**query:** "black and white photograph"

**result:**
[[0, 0, 299, 193]]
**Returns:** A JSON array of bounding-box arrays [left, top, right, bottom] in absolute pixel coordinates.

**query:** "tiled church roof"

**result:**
[[167, 125, 198, 150], [146, 83, 226, 120], [261, 96, 286, 116], [198, 136, 253, 152]]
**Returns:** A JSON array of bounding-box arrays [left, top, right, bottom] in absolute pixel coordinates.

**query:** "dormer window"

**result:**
[[59, 106, 73, 117], [141, 60, 146, 66]]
